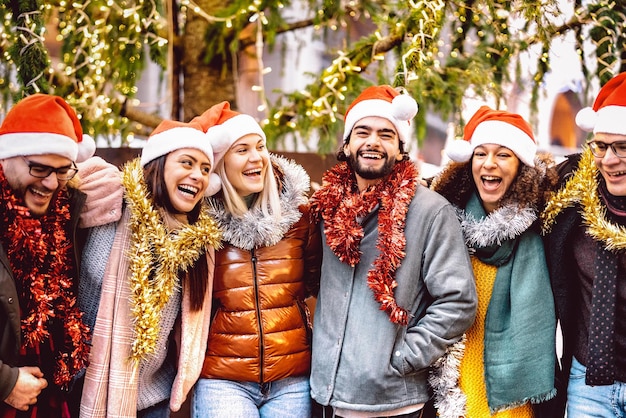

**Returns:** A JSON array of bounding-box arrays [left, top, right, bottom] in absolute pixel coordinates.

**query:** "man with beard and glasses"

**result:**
[[0, 94, 100, 417], [309, 85, 477, 418]]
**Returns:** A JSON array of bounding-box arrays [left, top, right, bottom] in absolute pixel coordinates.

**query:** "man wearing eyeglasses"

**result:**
[[0, 94, 96, 416], [542, 71, 626, 418]]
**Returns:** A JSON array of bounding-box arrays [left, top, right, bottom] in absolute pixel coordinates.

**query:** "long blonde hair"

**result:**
[[215, 153, 282, 219]]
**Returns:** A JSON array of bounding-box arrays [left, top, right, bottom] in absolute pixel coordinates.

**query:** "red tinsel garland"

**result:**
[[310, 160, 418, 325], [0, 167, 90, 388]]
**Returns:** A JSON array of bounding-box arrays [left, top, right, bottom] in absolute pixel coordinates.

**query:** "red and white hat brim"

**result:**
[[594, 105, 626, 135], [140, 126, 214, 167], [447, 120, 536, 167], [343, 99, 413, 143], [0, 132, 79, 161], [207, 114, 266, 164]]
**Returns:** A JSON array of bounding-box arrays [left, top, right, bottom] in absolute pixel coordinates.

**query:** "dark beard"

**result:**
[[348, 151, 395, 180]]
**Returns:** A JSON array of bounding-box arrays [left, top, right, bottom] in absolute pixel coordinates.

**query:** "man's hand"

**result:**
[[3, 366, 48, 411]]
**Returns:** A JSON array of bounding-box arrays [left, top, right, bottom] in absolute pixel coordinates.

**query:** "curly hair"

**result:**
[[431, 152, 559, 213]]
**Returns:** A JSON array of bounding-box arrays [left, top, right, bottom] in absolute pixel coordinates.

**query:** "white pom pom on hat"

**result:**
[[78, 134, 96, 163], [0, 94, 96, 162], [575, 72, 626, 135], [446, 138, 474, 163], [446, 105, 537, 167], [343, 85, 418, 144], [575, 107, 597, 132], [205, 172, 222, 197], [392, 93, 419, 121]]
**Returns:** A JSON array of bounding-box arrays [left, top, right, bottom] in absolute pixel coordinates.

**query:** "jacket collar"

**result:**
[[209, 154, 309, 250]]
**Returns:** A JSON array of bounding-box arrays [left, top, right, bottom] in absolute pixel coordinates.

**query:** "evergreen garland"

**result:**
[[6, 0, 50, 96], [588, 2, 626, 86], [0, 0, 624, 153]]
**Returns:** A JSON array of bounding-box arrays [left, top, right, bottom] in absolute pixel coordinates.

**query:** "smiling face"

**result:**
[[471, 144, 521, 213], [343, 116, 403, 191], [223, 134, 269, 197], [593, 132, 626, 197], [163, 148, 211, 220], [1, 154, 74, 217]]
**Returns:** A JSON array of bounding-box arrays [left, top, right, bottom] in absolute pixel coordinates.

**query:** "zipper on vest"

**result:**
[[251, 248, 265, 383]]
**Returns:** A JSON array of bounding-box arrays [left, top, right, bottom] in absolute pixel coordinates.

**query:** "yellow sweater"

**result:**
[[459, 257, 534, 418]]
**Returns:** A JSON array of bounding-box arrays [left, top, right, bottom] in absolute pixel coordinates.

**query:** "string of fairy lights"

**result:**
[[295, 0, 446, 137], [181, 0, 272, 118], [1, 0, 447, 139], [1, 0, 614, 148]]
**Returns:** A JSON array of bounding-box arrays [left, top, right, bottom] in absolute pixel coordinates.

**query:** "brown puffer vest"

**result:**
[[200, 206, 320, 383], [200, 156, 321, 383]]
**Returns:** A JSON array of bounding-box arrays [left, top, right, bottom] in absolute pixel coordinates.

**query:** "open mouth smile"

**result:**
[[243, 168, 262, 177], [178, 184, 199, 197], [359, 151, 384, 160]]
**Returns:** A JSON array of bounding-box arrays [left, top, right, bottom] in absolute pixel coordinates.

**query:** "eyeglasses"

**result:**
[[22, 157, 79, 181], [587, 141, 626, 158]]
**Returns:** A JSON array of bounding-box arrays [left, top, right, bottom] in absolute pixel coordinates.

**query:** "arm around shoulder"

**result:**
[[420, 199, 477, 343], [399, 193, 477, 371], [76, 156, 124, 228]]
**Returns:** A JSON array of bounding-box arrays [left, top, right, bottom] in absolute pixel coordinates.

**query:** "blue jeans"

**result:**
[[567, 357, 626, 417], [192, 376, 311, 418]]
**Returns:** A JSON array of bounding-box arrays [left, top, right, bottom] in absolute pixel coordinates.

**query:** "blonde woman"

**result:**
[[191, 102, 321, 418]]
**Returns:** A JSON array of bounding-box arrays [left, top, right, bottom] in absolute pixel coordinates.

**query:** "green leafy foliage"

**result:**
[[0, 0, 625, 151]]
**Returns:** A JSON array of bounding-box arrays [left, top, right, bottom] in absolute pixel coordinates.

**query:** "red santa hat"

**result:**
[[576, 72, 626, 135], [0, 94, 95, 162], [446, 105, 537, 167], [343, 85, 418, 144], [191, 101, 266, 195], [140, 118, 218, 195], [193, 101, 266, 163]]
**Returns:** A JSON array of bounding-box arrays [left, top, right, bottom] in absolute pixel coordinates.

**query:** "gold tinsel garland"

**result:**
[[541, 147, 626, 251], [122, 158, 222, 363]]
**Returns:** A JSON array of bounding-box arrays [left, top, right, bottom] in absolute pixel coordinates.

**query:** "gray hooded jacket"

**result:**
[[310, 184, 477, 413]]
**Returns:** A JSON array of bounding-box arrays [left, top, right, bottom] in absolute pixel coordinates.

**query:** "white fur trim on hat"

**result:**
[[593, 105, 626, 135], [207, 114, 266, 164], [448, 120, 537, 167], [343, 98, 417, 144], [0, 132, 79, 161], [140, 126, 213, 167]]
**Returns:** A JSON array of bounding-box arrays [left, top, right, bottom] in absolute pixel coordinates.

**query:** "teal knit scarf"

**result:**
[[463, 193, 556, 413]]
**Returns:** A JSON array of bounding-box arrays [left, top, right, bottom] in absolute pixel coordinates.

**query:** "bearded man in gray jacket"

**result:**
[[309, 85, 477, 418]]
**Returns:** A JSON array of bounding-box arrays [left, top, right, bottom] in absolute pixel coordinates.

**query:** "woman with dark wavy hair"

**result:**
[[79, 118, 221, 417], [430, 106, 559, 418]]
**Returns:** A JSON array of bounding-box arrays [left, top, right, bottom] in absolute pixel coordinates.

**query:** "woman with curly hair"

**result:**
[[430, 106, 559, 418]]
